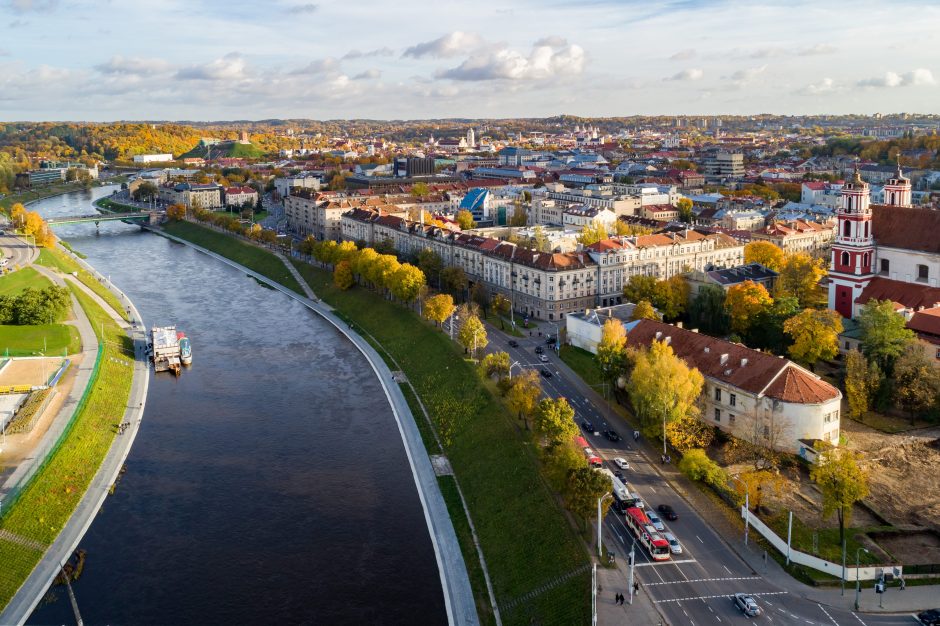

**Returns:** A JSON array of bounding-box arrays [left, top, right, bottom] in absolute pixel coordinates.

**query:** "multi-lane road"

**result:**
[[485, 327, 918, 626]]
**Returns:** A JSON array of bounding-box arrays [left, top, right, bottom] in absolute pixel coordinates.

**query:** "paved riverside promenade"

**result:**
[[0, 249, 150, 626], [151, 229, 479, 626]]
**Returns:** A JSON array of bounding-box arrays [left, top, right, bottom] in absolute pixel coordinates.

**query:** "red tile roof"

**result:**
[[907, 306, 940, 337], [872, 205, 940, 254], [856, 276, 940, 311]]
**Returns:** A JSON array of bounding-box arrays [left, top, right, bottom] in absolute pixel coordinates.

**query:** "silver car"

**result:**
[[664, 532, 682, 554], [732, 593, 762, 617], [646, 510, 665, 532]]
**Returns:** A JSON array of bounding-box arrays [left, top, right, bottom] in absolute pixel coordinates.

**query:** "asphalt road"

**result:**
[[483, 328, 918, 626], [0, 231, 38, 268]]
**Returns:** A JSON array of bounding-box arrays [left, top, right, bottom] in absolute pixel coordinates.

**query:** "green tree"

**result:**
[[133, 181, 158, 201], [630, 299, 658, 321], [627, 340, 704, 441], [333, 260, 354, 290], [417, 248, 443, 288], [654, 275, 690, 321], [810, 443, 870, 548], [622, 275, 658, 305], [596, 318, 627, 383], [743, 241, 784, 271], [458, 314, 488, 358], [783, 308, 843, 368], [440, 266, 467, 298], [844, 349, 876, 422], [893, 348, 940, 423], [677, 449, 727, 489], [858, 299, 915, 373], [747, 295, 799, 354], [532, 225, 549, 252], [456, 209, 476, 230], [563, 467, 612, 530], [479, 351, 511, 380], [411, 182, 430, 198], [688, 285, 730, 336], [677, 197, 693, 223], [533, 397, 577, 449]]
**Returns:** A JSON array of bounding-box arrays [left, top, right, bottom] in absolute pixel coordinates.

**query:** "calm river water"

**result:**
[[26, 186, 445, 625]]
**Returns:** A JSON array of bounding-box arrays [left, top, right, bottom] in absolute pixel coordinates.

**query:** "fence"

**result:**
[[743, 507, 902, 581], [0, 344, 103, 519]]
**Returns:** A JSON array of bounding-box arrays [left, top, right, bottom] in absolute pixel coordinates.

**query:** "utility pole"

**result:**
[[627, 544, 636, 604]]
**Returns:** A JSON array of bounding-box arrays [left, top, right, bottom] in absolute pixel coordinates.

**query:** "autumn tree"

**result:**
[[654, 275, 690, 321], [423, 293, 455, 327], [630, 299, 658, 321], [811, 443, 870, 548], [505, 369, 541, 429], [491, 293, 511, 323], [333, 260, 354, 290], [596, 318, 627, 383], [410, 182, 430, 198], [783, 308, 843, 368], [677, 197, 693, 223], [858, 299, 916, 373], [10, 203, 27, 228], [743, 241, 784, 271], [577, 219, 609, 246], [166, 203, 187, 221], [622, 275, 658, 305], [458, 314, 488, 358], [776, 252, 827, 308], [533, 397, 577, 449], [455, 209, 476, 230], [389, 263, 426, 304], [479, 351, 511, 380], [724, 281, 773, 335], [666, 412, 714, 452], [844, 349, 879, 422], [627, 340, 704, 441], [735, 469, 786, 512], [677, 449, 727, 489], [893, 348, 940, 423]]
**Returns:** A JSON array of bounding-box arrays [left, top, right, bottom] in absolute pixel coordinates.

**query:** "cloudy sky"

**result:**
[[1, 0, 939, 121]]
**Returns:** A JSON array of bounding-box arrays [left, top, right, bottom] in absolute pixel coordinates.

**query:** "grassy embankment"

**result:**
[[35, 247, 129, 321], [95, 197, 141, 213], [0, 284, 133, 609], [559, 345, 605, 387], [290, 261, 591, 626], [160, 220, 303, 296], [0, 182, 86, 212], [0, 266, 81, 356]]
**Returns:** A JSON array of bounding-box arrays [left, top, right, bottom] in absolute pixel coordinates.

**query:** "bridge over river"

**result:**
[[46, 210, 161, 227]]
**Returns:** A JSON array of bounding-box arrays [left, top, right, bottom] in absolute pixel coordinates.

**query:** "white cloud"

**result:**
[[799, 77, 834, 95], [342, 47, 394, 60], [403, 31, 484, 59], [436, 41, 585, 81], [291, 57, 340, 75], [10, 0, 58, 12], [669, 49, 696, 61], [748, 47, 785, 59], [176, 53, 248, 81], [729, 65, 766, 82], [798, 43, 836, 56], [858, 68, 935, 88], [665, 68, 703, 81], [533, 35, 568, 48], [285, 3, 317, 13], [95, 56, 171, 76], [353, 69, 381, 80]]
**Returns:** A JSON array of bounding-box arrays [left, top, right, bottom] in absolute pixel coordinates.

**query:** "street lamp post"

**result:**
[[508, 361, 521, 380], [855, 547, 869, 611], [597, 493, 613, 559]]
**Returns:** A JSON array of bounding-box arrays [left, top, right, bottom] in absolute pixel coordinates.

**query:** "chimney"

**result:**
[[664, 336, 671, 345], [704, 346, 710, 353], [655, 331, 662, 340], [720, 353, 729, 365], [676, 321, 683, 329], [741, 358, 748, 367]]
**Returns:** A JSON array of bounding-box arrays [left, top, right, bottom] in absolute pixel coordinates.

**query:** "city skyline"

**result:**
[[1, 0, 940, 120]]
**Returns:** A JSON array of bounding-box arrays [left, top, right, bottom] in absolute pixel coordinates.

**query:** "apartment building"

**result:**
[[751, 219, 835, 255], [224, 186, 259, 208], [285, 191, 405, 240], [704, 150, 745, 181]]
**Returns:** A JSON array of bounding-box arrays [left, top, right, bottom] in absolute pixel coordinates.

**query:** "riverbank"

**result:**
[[153, 220, 592, 626], [1, 179, 121, 212], [0, 245, 148, 623]]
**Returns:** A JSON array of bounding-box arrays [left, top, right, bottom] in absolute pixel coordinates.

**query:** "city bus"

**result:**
[[575, 435, 602, 467], [623, 507, 671, 561]]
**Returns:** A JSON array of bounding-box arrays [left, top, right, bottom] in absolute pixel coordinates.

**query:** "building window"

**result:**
[[730, 394, 736, 407], [763, 425, 770, 439], [841, 251, 849, 266], [728, 413, 735, 423], [714, 387, 721, 401], [714, 408, 721, 422], [843, 221, 851, 237], [881, 258, 889, 274], [918, 264, 929, 281]]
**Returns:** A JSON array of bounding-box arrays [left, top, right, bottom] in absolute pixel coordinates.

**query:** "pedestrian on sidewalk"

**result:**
[[614, 592, 620, 604], [634, 581, 640, 595], [900, 578, 905, 590]]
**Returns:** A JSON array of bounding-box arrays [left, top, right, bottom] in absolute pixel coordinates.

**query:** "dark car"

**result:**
[[540, 369, 553, 378], [581, 419, 594, 432], [918, 609, 940, 626], [534, 346, 544, 354], [603, 429, 622, 442], [546, 335, 557, 345], [508, 340, 519, 348], [657, 504, 678, 521]]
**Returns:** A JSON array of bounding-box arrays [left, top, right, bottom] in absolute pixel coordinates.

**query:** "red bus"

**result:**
[[623, 507, 670, 561], [575, 436, 602, 467]]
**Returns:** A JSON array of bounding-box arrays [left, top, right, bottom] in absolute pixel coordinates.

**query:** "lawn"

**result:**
[[559, 344, 605, 387], [0, 323, 81, 357], [95, 197, 141, 213], [763, 510, 884, 567], [161, 221, 303, 296], [0, 283, 133, 610], [0, 267, 53, 296], [35, 247, 129, 321], [291, 260, 591, 626]]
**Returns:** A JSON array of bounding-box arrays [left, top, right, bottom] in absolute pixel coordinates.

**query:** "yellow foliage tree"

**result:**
[[333, 260, 354, 290], [666, 411, 714, 452], [724, 280, 773, 335], [743, 241, 784, 271], [783, 308, 843, 367], [423, 293, 456, 327], [166, 203, 187, 221], [627, 340, 704, 441], [777, 252, 827, 308]]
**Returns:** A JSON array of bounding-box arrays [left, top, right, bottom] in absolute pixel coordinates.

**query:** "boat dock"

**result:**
[[150, 326, 182, 375]]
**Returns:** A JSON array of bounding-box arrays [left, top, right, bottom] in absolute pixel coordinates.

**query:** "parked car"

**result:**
[[581, 419, 595, 432], [534, 346, 544, 355], [603, 429, 622, 442], [613, 457, 629, 470], [918, 609, 940, 626], [732, 593, 762, 617], [539, 354, 549, 362], [664, 532, 682, 554], [546, 335, 557, 345], [508, 340, 518, 348], [540, 369, 552, 378], [646, 511, 665, 532], [657, 504, 678, 521]]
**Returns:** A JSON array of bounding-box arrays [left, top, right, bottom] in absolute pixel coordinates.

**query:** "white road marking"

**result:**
[[697, 535, 705, 544], [851, 613, 866, 626], [648, 485, 656, 493], [817, 603, 838, 626], [636, 558, 697, 567], [645, 576, 761, 587], [723, 565, 733, 575], [654, 591, 787, 604]]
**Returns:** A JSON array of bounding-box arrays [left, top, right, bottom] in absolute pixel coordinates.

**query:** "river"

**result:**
[[26, 187, 446, 625]]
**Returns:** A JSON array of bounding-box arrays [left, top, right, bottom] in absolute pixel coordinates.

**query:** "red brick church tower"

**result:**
[[828, 163, 875, 317]]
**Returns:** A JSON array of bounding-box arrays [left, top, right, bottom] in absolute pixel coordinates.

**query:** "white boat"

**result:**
[[179, 336, 192, 366]]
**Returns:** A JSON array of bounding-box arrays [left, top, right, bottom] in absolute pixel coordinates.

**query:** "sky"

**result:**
[[1, 0, 939, 121]]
